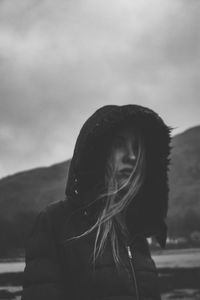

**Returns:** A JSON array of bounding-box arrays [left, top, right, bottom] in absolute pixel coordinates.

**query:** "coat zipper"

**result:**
[[126, 245, 140, 300]]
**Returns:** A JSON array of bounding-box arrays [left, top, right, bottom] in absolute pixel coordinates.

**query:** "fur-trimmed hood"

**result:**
[[65, 105, 172, 248]]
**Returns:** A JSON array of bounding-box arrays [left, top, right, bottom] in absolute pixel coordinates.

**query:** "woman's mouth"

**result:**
[[118, 168, 133, 176]]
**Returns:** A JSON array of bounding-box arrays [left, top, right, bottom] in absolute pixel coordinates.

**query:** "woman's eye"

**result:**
[[113, 139, 124, 148], [132, 144, 138, 153]]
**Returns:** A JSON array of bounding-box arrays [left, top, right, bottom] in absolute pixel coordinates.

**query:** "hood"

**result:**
[[65, 105, 172, 248]]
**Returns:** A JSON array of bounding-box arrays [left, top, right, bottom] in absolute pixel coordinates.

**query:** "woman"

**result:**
[[22, 104, 172, 300]]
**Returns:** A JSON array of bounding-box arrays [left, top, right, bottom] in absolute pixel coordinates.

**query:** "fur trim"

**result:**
[[65, 105, 172, 248]]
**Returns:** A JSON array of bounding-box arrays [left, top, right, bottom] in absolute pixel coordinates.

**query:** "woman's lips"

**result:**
[[118, 168, 133, 176]]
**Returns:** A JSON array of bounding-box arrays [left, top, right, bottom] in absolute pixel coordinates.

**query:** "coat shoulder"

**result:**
[[43, 199, 72, 238], [44, 199, 70, 219], [22, 199, 72, 300]]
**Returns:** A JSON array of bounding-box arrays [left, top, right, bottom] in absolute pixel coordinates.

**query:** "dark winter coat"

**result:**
[[22, 105, 172, 300]]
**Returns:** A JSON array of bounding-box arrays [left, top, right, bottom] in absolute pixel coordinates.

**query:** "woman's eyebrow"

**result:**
[[114, 135, 126, 141]]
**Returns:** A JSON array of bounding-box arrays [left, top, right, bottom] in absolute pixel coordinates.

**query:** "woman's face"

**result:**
[[107, 128, 138, 186]]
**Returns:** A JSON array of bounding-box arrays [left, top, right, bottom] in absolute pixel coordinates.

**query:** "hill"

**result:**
[[0, 126, 200, 253], [0, 161, 70, 254], [0, 161, 70, 220], [167, 125, 200, 236]]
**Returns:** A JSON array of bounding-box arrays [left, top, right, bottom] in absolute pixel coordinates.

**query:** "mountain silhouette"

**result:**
[[167, 125, 200, 236], [0, 126, 200, 254]]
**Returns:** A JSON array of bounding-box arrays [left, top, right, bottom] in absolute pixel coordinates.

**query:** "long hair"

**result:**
[[69, 130, 146, 267]]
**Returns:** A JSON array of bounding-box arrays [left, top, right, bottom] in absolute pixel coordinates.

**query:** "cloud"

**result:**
[[0, 0, 199, 177]]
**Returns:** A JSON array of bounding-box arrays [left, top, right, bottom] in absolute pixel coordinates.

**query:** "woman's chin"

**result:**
[[117, 177, 130, 190]]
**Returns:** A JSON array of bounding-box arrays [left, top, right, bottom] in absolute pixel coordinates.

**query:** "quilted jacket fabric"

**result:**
[[22, 105, 172, 300]]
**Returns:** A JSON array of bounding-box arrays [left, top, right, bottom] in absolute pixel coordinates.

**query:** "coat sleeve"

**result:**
[[21, 209, 67, 300]]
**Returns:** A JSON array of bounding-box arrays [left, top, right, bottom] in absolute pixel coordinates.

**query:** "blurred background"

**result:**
[[0, 0, 199, 299]]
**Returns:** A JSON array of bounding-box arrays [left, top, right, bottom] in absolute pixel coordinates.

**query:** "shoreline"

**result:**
[[0, 267, 200, 300], [0, 266, 199, 288], [0, 248, 199, 299]]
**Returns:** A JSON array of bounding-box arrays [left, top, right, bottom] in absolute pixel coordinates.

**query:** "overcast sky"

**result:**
[[0, 0, 199, 178]]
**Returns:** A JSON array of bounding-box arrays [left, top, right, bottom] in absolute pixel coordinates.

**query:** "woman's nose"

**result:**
[[123, 143, 136, 162]]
